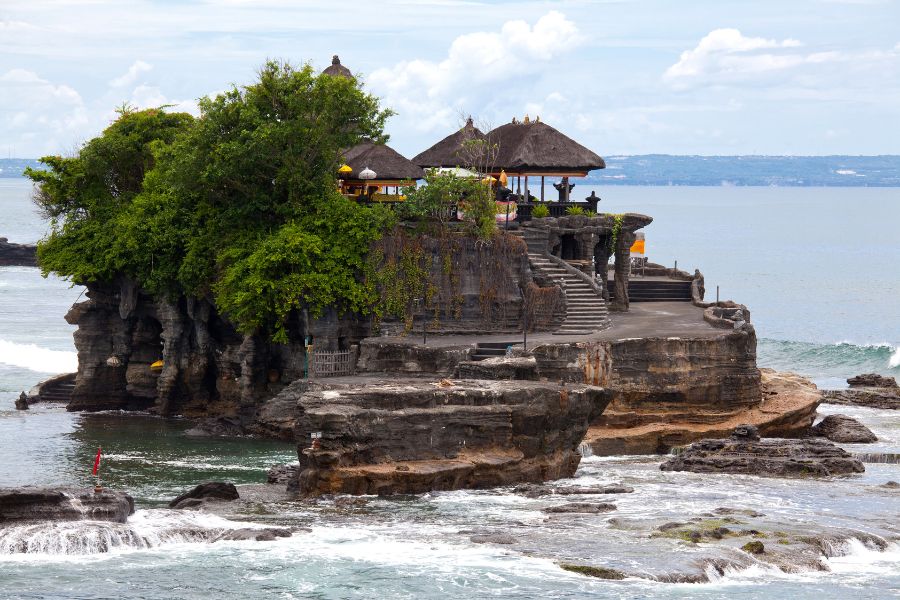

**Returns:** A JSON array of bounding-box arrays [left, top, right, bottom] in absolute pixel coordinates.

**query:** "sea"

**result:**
[[1, 177, 898, 598]]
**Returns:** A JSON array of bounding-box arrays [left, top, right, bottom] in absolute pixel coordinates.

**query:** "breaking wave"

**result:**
[[757, 339, 899, 385], [0, 339, 77, 374]]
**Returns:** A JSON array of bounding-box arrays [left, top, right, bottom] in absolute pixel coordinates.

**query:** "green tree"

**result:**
[[27, 60, 397, 342]]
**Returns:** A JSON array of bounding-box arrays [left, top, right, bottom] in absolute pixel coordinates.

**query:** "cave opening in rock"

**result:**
[[560, 234, 580, 260]]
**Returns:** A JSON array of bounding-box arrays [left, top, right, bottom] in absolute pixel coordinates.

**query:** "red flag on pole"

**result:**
[[92, 447, 102, 476]]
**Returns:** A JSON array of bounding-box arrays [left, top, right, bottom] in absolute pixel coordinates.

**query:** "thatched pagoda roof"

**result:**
[[489, 119, 605, 175], [341, 142, 424, 182], [322, 55, 352, 79], [412, 118, 486, 168]]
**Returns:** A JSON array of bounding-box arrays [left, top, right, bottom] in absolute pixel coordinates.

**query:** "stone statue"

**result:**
[[15, 391, 29, 410], [691, 269, 705, 301]]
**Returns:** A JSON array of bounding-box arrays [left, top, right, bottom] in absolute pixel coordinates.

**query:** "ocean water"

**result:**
[[1, 178, 899, 598]]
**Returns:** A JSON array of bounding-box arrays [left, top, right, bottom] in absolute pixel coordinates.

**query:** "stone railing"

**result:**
[[544, 253, 607, 297]]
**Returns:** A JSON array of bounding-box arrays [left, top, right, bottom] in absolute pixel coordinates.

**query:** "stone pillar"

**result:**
[[612, 231, 635, 312], [594, 238, 612, 301]]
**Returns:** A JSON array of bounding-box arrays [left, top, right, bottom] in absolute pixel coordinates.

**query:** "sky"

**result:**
[[1, 0, 899, 159]]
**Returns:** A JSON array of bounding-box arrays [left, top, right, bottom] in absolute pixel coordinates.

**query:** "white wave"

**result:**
[[890, 347, 900, 368], [0, 509, 270, 558], [0, 339, 76, 373], [825, 539, 900, 575]]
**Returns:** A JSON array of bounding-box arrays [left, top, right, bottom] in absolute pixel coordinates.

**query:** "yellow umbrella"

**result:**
[[481, 175, 497, 185], [338, 164, 353, 174], [499, 170, 508, 186]]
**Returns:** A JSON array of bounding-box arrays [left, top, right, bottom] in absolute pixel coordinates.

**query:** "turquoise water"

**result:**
[[1, 178, 899, 598]]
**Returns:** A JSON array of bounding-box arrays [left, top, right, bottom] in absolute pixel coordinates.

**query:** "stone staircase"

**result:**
[[510, 229, 609, 336], [607, 278, 692, 302], [470, 341, 519, 361], [37, 373, 76, 403]]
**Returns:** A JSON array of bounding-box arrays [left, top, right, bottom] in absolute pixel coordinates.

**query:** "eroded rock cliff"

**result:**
[[266, 378, 611, 496]]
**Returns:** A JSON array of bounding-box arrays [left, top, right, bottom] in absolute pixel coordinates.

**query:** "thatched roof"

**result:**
[[412, 118, 486, 168], [341, 142, 424, 181], [322, 55, 352, 79], [489, 119, 605, 174]]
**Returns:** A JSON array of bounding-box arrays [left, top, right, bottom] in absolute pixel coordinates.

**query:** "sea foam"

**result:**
[[0, 339, 77, 374]]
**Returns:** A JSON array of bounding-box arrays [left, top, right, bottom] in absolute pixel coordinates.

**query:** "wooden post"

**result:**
[[541, 176, 545, 202], [524, 175, 529, 204]]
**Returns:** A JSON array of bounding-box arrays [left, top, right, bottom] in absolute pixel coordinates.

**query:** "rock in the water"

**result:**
[[0, 487, 134, 524], [848, 374, 898, 389], [0, 238, 37, 267], [267, 463, 300, 485], [660, 428, 865, 477], [560, 564, 626, 580], [288, 378, 611, 497], [741, 541, 765, 554], [811, 414, 877, 443], [470, 533, 517, 545], [555, 485, 634, 495], [185, 417, 246, 437], [15, 392, 28, 410], [823, 374, 900, 410], [213, 527, 292, 542], [169, 482, 239, 509], [543, 502, 616, 514]]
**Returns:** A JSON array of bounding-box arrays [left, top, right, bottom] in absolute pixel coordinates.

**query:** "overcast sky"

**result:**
[[2, 0, 899, 158]]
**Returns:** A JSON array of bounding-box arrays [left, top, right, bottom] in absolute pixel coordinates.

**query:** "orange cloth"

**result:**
[[630, 239, 645, 255]]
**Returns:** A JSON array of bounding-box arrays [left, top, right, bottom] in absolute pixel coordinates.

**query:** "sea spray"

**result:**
[[0, 339, 77, 374]]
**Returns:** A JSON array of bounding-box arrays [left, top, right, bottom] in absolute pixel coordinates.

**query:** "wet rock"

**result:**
[[560, 564, 626, 580], [169, 482, 239, 509], [214, 527, 292, 542], [14, 392, 28, 410], [555, 485, 634, 495], [881, 481, 900, 489], [0, 487, 135, 524], [333, 496, 369, 508], [742, 541, 765, 554], [185, 417, 246, 437], [811, 414, 877, 443], [657, 522, 687, 531], [848, 374, 898, 389], [660, 427, 865, 478], [713, 507, 764, 518], [544, 502, 616, 514], [512, 483, 550, 498], [731, 424, 760, 442], [266, 464, 300, 485], [470, 534, 517, 545], [823, 374, 899, 409]]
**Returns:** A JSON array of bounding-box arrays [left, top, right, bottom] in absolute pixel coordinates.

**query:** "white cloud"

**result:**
[[368, 11, 583, 134], [109, 60, 153, 88], [664, 28, 820, 88]]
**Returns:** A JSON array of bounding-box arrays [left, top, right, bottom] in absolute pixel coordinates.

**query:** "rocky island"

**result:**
[[16, 58, 844, 501]]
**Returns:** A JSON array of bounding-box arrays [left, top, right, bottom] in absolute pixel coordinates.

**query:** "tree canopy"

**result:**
[[28, 61, 396, 341]]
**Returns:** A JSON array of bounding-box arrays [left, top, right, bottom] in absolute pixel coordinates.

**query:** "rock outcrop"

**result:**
[[0, 237, 37, 267], [811, 414, 878, 443], [660, 425, 865, 477], [584, 367, 817, 455], [281, 378, 611, 496], [823, 374, 899, 410], [168, 482, 239, 509], [0, 487, 135, 524]]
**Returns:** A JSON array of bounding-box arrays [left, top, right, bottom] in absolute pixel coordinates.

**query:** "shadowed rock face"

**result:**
[[823, 373, 899, 410], [660, 426, 865, 478], [0, 488, 135, 524], [282, 379, 611, 496], [0, 238, 36, 267], [811, 414, 878, 443]]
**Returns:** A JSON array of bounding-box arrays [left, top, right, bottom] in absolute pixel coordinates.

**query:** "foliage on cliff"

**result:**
[[27, 61, 396, 341]]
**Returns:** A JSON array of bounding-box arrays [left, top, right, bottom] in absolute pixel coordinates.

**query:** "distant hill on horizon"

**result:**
[[4, 155, 900, 186]]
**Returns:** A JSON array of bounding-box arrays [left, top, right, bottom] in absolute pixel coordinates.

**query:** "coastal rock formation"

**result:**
[[583, 360, 817, 455], [0, 237, 37, 267], [660, 425, 865, 477], [169, 482, 239, 509], [811, 414, 878, 443], [283, 378, 610, 496], [822, 374, 899, 410], [0, 487, 135, 524]]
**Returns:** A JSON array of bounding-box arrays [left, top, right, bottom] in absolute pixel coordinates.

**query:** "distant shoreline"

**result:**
[[4, 155, 900, 187]]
